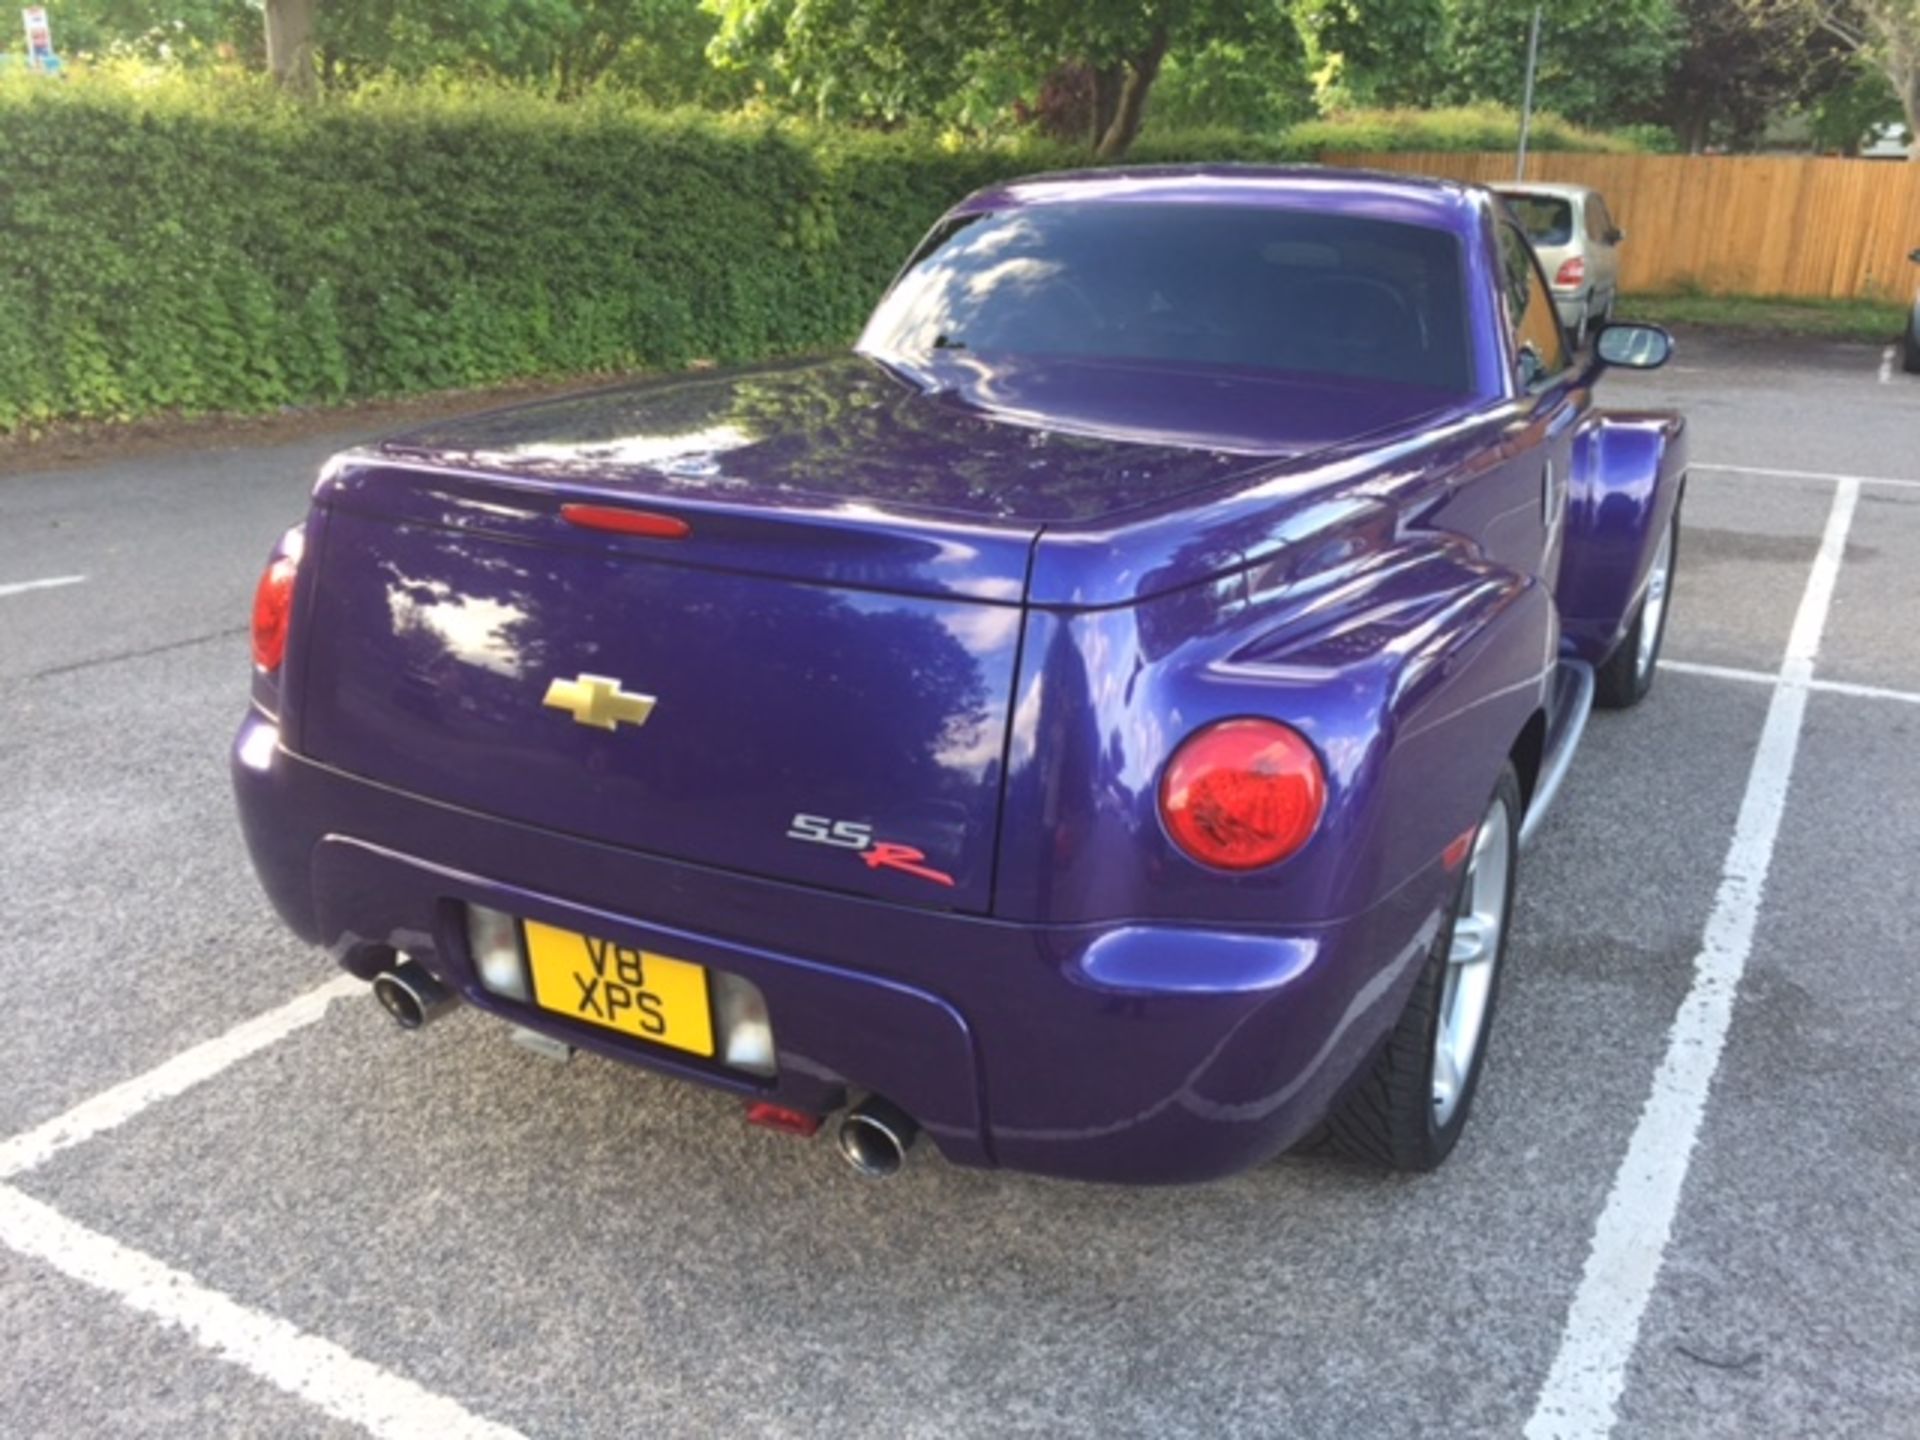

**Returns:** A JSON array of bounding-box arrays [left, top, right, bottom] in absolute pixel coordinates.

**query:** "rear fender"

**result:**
[[993, 519, 1554, 929], [1558, 411, 1687, 664]]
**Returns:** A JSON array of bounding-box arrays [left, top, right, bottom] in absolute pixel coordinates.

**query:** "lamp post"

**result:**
[[1516, 4, 1543, 181]]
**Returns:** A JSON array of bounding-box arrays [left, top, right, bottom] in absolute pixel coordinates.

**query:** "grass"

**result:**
[[1623, 292, 1910, 343]]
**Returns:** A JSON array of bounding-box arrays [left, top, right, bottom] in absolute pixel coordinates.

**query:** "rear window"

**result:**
[[1503, 194, 1574, 246], [860, 202, 1474, 394]]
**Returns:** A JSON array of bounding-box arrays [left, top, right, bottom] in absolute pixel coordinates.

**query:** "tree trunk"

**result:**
[[1902, 67, 1920, 161], [1089, 64, 1123, 151], [1678, 109, 1710, 155], [1094, 26, 1170, 161], [265, 0, 318, 96]]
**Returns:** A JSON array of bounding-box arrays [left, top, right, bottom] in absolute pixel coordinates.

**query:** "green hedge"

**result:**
[[0, 73, 1316, 431]]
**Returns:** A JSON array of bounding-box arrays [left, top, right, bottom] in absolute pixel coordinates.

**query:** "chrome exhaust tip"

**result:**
[[370, 959, 456, 1031], [836, 1095, 919, 1178]]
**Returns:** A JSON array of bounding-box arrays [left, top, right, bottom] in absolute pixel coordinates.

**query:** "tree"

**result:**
[[46, 0, 740, 102], [265, 0, 317, 94], [1149, 32, 1315, 132], [1442, 0, 1685, 129], [1804, 58, 1907, 150], [29, 0, 259, 63], [313, 0, 738, 99], [1294, 0, 1448, 108], [1808, 1, 1920, 157], [274, 0, 745, 100], [706, 0, 981, 127], [707, 0, 1294, 156], [1660, 0, 1841, 151], [1063, 1, 1305, 153]]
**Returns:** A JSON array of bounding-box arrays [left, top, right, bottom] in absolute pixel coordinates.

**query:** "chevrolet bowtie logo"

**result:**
[[541, 674, 658, 732]]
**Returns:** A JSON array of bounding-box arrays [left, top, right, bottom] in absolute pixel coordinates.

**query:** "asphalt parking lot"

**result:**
[[1, 330, 1915, 1440]]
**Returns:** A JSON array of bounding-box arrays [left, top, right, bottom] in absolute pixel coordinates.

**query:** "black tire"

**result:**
[[1324, 766, 1523, 1172], [1903, 303, 1920, 375], [1595, 504, 1680, 710]]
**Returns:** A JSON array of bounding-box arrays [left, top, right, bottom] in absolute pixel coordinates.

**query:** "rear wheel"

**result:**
[[1595, 505, 1678, 709], [1325, 766, 1522, 1171], [1903, 301, 1920, 375]]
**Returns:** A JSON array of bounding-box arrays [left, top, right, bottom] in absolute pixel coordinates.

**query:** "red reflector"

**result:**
[[745, 1102, 822, 1138], [250, 556, 298, 672], [1554, 256, 1587, 288], [560, 504, 690, 539], [1159, 718, 1327, 871]]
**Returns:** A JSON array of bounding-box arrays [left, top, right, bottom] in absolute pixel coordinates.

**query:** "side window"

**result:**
[[1587, 196, 1615, 242], [1497, 223, 1569, 389]]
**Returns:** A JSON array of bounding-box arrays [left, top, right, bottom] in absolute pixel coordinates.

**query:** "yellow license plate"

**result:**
[[524, 920, 714, 1057]]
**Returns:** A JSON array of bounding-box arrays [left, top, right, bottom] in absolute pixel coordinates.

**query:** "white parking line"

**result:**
[[0, 971, 530, 1437], [0, 574, 86, 599], [0, 1184, 526, 1440], [1661, 658, 1920, 707], [1659, 658, 1776, 688], [0, 974, 362, 1181], [1526, 478, 1860, 1440], [1882, 347, 1897, 385], [1792, 674, 1920, 705], [1693, 462, 1920, 493]]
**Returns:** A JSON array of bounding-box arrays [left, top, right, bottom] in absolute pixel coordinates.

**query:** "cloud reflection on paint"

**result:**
[[384, 571, 530, 678]]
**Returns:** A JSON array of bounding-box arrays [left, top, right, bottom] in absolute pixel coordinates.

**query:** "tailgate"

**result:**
[[292, 460, 1031, 914]]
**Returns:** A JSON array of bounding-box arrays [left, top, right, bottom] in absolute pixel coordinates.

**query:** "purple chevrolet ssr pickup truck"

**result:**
[[234, 166, 1685, 1184]]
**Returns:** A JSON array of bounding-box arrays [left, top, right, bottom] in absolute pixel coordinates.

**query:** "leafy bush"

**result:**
[[0, 70, 1326, 430], [1291, 103, 1638, 154], [0, 73, 1643, 431], [1612, 123, 1679, 155]]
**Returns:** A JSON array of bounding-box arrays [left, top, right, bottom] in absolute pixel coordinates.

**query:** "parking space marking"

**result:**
[[1526, 479, 1861, 1440], [1793, 674, 1920, 705], [1662, 658, 1920, 707], [0, 1183, 526, 1440], [1882, 347, 1897, 385], [1693, 462, 1920, 493], [0, 974, 361, 1181], [0, 574, 86, 599], [0, 974, 530, 1437]]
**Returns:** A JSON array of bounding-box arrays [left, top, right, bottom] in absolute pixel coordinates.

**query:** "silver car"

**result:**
[[1495, 182, 1624, 348]]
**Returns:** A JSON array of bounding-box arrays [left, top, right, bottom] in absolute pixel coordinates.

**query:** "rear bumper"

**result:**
[[234, 711, 1450, 1184]]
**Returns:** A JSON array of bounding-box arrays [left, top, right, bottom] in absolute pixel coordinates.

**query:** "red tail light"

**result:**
[[561, 503, 690, 539], [1159, 718, 1327, 871], [1554, 256, 1587, 289], [251, 555, 298, 672]]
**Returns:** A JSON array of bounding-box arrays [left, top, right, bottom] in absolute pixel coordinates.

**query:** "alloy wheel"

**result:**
[[1432, 796, 1512, 1128], [1636, 520, 1675, 682]]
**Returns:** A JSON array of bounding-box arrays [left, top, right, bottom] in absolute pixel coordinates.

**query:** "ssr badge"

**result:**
[[787, 813, 955, 888]]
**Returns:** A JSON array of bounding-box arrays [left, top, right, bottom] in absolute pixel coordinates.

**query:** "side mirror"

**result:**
[[1594, 322, 1673, 371], [1608, 228, 1626, 245]]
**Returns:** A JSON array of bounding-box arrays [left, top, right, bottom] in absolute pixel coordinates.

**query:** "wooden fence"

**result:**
[[1331, 152, 1920, 302]]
